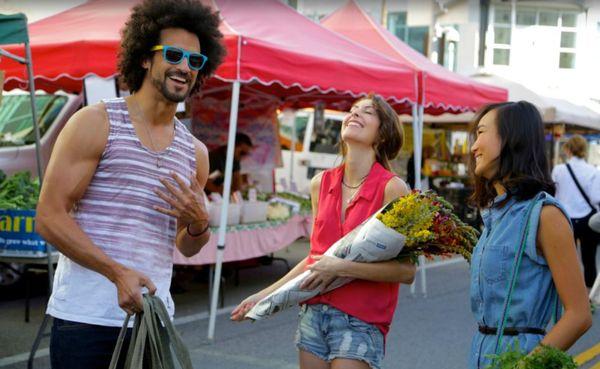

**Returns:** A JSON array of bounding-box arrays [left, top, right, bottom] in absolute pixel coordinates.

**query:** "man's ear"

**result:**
[[142, 56, 152, 70]]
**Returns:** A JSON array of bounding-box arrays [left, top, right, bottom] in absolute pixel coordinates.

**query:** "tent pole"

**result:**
[[289, 111, 296, 190], [208, 81, 241, 340], [24, 41, 55, 289], [417, 104, 427, 297], [410, 103, 419, 296]]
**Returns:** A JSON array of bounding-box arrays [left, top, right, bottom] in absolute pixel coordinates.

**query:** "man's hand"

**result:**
[[154, 172, 209, 228], [112, 266, 157, 315]]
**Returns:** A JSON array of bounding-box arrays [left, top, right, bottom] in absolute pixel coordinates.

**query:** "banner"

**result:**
[[0, 209, 51, 257], [188, 94, 282, 172]]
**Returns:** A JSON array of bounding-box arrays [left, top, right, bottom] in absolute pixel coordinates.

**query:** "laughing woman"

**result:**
[[468, 101, 592, 369], [232, 95, 416, 369]]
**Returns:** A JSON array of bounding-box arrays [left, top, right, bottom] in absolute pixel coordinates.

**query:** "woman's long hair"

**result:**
[[469, 101, 555, 208]]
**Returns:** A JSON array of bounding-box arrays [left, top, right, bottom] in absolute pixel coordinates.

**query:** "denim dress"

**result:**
[[469, 192, 566, 369]]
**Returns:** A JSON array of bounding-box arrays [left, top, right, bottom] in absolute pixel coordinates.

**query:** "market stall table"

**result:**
[[173, 214, 311, 265]]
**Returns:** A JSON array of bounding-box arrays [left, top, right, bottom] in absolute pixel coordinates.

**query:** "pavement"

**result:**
[[1, 240, 599, 369]]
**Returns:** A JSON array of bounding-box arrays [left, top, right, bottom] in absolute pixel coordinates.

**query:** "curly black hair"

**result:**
[[118, 0, 226, 94]]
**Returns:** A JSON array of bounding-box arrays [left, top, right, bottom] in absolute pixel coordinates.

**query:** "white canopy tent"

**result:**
[[408, 74, 600, 130]]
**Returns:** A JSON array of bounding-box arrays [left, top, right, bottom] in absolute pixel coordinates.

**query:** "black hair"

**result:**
[[469, 101, 555, 208], [118, 0, 226, 94], [236, 133, 253, 147]]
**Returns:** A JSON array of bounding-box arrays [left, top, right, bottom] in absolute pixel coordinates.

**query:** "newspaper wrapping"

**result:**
[[245, 215, 406, 320]]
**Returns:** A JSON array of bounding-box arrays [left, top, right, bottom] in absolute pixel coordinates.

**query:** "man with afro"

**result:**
[[35, 1, 225, 367]]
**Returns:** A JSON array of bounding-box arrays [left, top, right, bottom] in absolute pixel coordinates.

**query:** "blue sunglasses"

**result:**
[[151, 45, 208, 71]]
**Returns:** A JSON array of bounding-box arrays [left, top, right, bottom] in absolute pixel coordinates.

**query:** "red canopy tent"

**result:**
[[1, 0, 417, 111], [1, 0, 420, 340], [321, 0, 507, 114]]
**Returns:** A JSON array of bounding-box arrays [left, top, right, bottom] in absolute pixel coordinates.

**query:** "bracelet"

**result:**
[[187, 222, 210, 237]]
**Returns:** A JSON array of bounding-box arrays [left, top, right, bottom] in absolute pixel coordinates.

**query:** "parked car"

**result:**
[[275, 108, 346, 194], [0, 91, 83, 177]]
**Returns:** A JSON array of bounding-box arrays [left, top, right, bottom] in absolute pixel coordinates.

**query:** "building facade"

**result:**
[[287, 0, 600, 102]]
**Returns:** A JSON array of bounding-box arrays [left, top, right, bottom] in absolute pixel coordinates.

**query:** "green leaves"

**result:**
[[486, 343, 578, 369], [0, 171, 40, 210]]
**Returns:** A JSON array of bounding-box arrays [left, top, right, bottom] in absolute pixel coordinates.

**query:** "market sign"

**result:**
[[0, 209, 49, 257]]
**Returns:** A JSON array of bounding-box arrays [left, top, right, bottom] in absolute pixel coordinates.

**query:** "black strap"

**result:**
[[566, 163, 595, 211], [479, 325, 546, 336]]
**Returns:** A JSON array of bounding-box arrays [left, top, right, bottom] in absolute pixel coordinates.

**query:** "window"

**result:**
[[491, 5, 511, 66], [494, 7, 511, 24], [494, 27, 511, 45], [560, 31, 576, 48], [0, 95, 68, 146], [559, 13, 578, 69], [407, 26, 429, 55], [387, 12, 429, 55], [387, 11, 407, 37], [493, 49, 510, 65], [443, 41, 457, 71], [278, 115, 308, 151], [561, 13, 577, 27], [539, 11, 559, 26], [516, 7, 536, 26], [309, 118, 342, 154], [559, 52, 576, 69], [489, 4, 580, 70], [285, 0, 297, 9]]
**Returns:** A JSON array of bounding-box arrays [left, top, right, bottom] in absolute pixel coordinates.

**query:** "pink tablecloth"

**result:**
[[173, 215, 312, 265]]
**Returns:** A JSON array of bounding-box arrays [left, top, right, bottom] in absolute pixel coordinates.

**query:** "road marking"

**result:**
[[174, 305, 236, 326], [191, 347, 297, 369], [0, 306, 236, 367], [0, 348, 49, 367], [575, 342, 600, 366]]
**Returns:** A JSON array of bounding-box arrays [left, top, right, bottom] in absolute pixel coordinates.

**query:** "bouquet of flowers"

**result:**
[[378, 190, 478, 264], [244, 190, 478, 321], [485, 343, 578, 369]]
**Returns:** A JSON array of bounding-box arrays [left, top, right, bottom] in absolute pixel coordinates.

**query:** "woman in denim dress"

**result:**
[[468, 101, 592, 369]]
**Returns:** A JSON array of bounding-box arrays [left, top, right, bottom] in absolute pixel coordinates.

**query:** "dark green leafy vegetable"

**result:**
[[486, 343, 578, 369], [0, 171, 40, 210]]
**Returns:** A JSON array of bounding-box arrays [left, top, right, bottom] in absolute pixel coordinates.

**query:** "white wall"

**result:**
[[0, 0, 86, 22], [297, 0, 385, 22]]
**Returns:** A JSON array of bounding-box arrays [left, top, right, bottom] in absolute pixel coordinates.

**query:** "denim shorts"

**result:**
[[295, 304, 384, 369]]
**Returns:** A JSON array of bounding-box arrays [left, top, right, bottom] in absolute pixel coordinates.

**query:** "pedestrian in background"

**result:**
[[232, 95, 416, 369], [552, 135, 600, 290], [467, 101, 591, 369]]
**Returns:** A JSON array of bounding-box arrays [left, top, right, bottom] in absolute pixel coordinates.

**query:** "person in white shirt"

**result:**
[[552, 135, 600, 289]]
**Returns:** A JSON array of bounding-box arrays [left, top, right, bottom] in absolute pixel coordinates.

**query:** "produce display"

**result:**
[[266, 202, 291, 221], [0, 170, 40, 210], [274, 192, 311, 212]]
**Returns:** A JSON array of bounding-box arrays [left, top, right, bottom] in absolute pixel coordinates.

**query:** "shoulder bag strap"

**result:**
[[494, 194, 540, 354], [566, 163, 595, 211]]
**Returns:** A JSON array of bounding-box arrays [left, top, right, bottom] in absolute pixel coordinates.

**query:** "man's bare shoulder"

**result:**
[[68, 103, 109, 128], [192, 137, 209, 158], [57, 102, 109, 156]]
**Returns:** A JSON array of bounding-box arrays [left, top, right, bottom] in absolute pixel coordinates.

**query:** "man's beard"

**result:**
[[152, 71, 194, 103]]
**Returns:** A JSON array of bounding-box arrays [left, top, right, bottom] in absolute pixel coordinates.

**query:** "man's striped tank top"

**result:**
[[47, 97, 197, 326]]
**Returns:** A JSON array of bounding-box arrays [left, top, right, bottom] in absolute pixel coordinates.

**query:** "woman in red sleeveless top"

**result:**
[[232, 96, 416, 369]]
